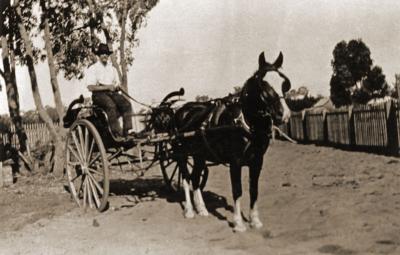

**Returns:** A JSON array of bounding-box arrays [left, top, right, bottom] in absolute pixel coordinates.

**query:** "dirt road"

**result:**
[[0, 141, 400, 254]]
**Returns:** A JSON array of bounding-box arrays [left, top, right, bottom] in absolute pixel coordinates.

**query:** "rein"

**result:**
[[118, 87, 152, 108]]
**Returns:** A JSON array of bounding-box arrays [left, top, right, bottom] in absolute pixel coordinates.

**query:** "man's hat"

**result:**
[[95, 43, 113, 55]]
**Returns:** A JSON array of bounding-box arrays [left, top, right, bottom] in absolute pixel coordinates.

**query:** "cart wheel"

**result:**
[[158, 142, 208, 192], [65, 119, 109, 212]]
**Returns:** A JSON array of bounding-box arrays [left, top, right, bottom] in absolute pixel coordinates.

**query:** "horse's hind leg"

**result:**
[[192, 157, 208, 216], [180, 157, 195, 218], [230, 162, 246, 232], [249, 156, 263, 229]]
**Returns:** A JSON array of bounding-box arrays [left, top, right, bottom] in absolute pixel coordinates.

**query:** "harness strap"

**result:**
[[118, 87, 152, 108]]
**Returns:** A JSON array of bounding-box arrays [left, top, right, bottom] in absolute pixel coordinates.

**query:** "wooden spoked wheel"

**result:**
[[65, 119, 109, 212], [158, 141, 208, 192]]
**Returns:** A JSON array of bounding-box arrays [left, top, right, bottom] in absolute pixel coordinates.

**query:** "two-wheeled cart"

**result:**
[[63, 88, 209, 211]]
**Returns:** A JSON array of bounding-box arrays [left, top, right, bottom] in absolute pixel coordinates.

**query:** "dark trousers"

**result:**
[[92, 91, 133, 136]]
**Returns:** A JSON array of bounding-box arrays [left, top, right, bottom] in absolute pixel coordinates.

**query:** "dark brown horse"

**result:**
[[159, 52, 291, 232]]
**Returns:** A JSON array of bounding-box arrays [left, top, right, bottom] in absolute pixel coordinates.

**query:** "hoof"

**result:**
[[184, 209, 195, 219], [250, 219, 263, 229], [197, 208, 209, 217], [233, 223, 247, 233]]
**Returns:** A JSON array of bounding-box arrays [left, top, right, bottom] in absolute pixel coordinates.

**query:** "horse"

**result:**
[[156, 52, 291, 232]]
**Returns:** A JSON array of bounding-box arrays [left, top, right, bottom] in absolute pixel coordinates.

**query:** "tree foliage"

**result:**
[[329, 39, 389, 107], [40, 0, 159, 82], [195, 95, 211, 102], [285, 87, 322, 112]]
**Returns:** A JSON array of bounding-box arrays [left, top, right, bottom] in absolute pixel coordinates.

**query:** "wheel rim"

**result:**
[[65, 120, 109, 211], [158, 142, 181, 191]]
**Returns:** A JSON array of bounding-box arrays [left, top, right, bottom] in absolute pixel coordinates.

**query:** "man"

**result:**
[[85, 43, 133, 139]]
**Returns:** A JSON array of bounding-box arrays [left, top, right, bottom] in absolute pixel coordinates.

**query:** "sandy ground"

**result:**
[[0, 140, 400, 255]]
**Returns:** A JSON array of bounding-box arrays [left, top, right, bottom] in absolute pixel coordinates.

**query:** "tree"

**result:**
[[39, 0, 65, 125], [285, 87, 321, 112], [195, 95, 211, 102], [1, 0, 159, 175], [329, 39, 389, 107], [0, 0, 28, 153], [44, 0, 159, 91], [363, 66, 389, 98], [41, 0, 159, 175], [13, 0, 62, 171]]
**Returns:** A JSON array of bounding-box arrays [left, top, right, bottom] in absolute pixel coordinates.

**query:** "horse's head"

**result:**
[[240, 52, 291, 128]]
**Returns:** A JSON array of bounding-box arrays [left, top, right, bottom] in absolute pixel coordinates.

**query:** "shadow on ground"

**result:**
[[109, 177, 233, 224]]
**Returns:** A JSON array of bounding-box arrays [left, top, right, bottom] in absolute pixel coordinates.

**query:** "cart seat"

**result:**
[[89, 106, 137, 148]]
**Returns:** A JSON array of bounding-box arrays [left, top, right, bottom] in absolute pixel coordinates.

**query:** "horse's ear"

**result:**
[[273, 52, 283, 69], [258, 52, 267, 69]]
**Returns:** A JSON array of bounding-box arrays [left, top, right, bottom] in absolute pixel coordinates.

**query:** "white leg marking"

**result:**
[[249, 204, 263, 229], [183, 179, 194, 218], [193, 189, 209, 216], [233, 200, 246, 232]]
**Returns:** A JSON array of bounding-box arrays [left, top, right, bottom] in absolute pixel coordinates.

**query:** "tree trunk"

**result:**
[[119, 0, 129, 91], [43, 18, 64, 125], [1, 22, 27, 155], [16, 4, 65, 176]]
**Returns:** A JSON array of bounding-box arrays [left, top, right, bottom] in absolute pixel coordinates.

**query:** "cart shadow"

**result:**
[[108, 178, 235, 225], [109, 177, 180, 206]]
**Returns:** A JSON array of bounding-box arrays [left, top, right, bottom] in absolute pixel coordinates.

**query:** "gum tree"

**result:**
[[1, 0, 28, 161], [330, 39, 389, 107]]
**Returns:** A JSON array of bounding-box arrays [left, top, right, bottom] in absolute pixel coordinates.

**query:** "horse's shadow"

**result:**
[[109, 177, 234, 225]]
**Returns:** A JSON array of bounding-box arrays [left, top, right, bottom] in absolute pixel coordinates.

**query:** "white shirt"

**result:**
[[85, 61, 120, 88]]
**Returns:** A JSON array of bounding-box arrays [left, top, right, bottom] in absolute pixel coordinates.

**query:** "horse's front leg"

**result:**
[[230, 162, 246, 232], [179, 157, 195, 218], [192, 157, 208, 216], [249, 155, 264, 229]]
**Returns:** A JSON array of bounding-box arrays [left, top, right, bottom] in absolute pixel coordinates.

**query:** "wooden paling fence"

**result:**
[[289, 111, 305, 141], [353, 104, 387, 148], [280, 99, 400, 156], [305, 111, 325, 142], [326, 107, 351, 145], [394, 100, 400, 150], [0, 123, 59, 151]]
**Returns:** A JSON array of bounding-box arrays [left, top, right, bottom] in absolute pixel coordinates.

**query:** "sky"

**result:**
[[1, 0, 400, 114]]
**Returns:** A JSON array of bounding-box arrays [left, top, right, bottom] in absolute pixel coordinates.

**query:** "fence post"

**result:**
[[348, 105, 356, 149], [287, 114, 292, 140], [302, 110, 308, 143], [0, 136, 4, 162], [386, 100, 399, 156], [322, 110, 328, 144]]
